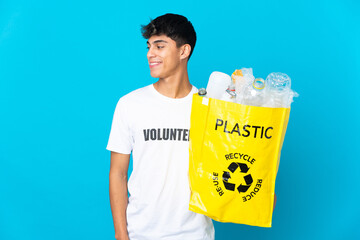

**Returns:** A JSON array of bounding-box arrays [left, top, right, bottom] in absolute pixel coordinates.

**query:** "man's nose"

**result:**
[[147, 47, 155, 58]]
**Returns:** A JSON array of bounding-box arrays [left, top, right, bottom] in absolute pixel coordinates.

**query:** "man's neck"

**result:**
[[153, 68, 192, 99]]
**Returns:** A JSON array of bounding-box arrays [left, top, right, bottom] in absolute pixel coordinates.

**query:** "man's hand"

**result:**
[[273, 194, 277, 211]]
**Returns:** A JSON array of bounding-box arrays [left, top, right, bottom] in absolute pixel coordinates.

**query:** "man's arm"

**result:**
[[109, 152, 130, 240]]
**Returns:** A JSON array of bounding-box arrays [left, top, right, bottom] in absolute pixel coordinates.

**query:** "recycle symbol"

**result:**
[[222, 162, 253, 193]]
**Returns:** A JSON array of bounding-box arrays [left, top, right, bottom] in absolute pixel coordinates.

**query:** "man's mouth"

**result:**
[[149, 61, 162, 67]]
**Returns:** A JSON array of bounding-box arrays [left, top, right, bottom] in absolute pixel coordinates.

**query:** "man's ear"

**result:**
[[180, 44, 191, 60]]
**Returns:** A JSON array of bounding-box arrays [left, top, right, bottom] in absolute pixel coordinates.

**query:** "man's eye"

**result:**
[[146, 46, 150, 50], [157, 46, 164, 49]]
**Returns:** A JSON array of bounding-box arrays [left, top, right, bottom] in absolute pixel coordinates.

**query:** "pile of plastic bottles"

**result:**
[[200, 68, 298, 108]]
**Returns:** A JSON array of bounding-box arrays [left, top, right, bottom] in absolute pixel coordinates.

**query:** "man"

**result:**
[[107, 14, 215, 240]]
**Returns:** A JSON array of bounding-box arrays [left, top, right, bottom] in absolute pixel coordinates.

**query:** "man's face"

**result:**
[[146, 35, 183, 79]]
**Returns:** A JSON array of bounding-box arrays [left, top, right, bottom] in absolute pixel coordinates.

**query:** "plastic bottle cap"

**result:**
[[198, 88, 207, 96]]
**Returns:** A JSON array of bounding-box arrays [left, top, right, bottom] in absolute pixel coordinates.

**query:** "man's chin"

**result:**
[[150, 73, 159, 78], [150, 71, 162, 79], [150, 69, 171, 79]]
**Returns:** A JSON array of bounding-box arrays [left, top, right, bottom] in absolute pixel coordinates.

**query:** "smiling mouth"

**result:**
[[149, 62, 162, 67]]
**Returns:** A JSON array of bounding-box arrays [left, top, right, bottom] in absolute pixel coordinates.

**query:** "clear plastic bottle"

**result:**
[[241, 78, 266, 107], [206, 71, 231, 99], [265, 72, 292, 108], [234, 68, 255, 104]]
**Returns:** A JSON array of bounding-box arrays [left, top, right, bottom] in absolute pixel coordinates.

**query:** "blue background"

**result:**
[[1, 0, 359, 239]]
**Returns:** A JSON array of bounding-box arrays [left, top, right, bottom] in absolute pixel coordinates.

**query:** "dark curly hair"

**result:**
[[141, 13, 197, 60]]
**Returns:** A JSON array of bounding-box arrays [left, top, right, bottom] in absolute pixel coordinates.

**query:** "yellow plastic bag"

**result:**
[[189, 94, 290, 227]]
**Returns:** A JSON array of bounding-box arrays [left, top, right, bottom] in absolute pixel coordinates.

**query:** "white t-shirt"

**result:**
[[107, 84, 215, 240]]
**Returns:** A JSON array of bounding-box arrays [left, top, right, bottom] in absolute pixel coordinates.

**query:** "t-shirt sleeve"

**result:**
[[106, 98, 133, 154]]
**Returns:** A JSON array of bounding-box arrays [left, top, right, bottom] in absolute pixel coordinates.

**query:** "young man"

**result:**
[[107, 14, 215, 240]]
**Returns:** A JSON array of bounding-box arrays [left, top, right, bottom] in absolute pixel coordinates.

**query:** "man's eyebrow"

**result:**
[[147, 40, 168, 45]]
